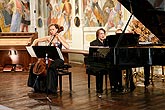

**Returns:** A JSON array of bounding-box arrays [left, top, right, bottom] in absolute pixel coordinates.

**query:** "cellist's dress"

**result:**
[[27, 42, 64, 94]]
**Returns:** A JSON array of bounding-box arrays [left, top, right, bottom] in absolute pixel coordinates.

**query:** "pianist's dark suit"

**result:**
[[89, 38, 124, 93], [89, 38, 105, 93]]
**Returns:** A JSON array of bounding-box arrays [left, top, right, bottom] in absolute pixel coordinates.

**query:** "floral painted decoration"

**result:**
[[129, 19, 159, 43]]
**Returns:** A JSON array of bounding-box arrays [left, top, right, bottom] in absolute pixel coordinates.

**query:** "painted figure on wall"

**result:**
[[51, 0, 72, 40], [104, 0, 123, 30], [83, 0, 123, 30], [0, 0, 12, 32], [21, 1, 30, 32], [51, 4, 64, 26], [102, 0, 115, 26], [75, 0, 79, 15], [91, 0, 104, 26], [83, 0, 98, 27], [46, 0, 53, 26], [61, 0, 72, 39], [7, 0, 24, 32], [0, 0, 30, 32]]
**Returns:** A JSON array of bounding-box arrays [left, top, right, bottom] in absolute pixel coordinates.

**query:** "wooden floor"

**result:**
[[0, 63, 165, 110]]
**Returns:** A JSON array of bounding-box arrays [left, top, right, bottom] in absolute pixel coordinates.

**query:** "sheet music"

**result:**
[[56, 47, 64, 61], [26, 46, 37, 57]]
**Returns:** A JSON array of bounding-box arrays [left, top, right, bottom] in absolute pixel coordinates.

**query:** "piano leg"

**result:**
[[109, 67, 123, 92], [144, 65, 150, 87], [162, 66, 164, 82]]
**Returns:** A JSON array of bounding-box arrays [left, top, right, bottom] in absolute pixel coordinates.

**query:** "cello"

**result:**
[[32, 25, 64, 76]]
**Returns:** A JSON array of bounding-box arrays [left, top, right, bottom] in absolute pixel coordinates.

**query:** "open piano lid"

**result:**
[[118, 0, 165, 43]]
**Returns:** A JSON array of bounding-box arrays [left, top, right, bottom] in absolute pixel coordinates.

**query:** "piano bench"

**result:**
[[86, 67, 109, 93], [57, 64, 72, 95]]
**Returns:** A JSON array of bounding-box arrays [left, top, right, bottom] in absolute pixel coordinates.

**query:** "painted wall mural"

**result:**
[[0, 0, 30, 32], [1, 0, 162, 50], [83, 0, 123, 30], [50, 0, 72, 40], [82, 0, 125, 50]]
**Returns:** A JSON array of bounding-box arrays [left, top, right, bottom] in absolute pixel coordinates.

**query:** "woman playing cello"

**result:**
[[27, 23, 69, 94]]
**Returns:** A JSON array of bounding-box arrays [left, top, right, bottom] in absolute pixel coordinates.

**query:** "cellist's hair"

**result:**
[[48, 23, 64, 35]]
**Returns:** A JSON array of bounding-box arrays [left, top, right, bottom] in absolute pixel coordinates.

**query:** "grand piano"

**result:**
[[86, 0, 165, 91]]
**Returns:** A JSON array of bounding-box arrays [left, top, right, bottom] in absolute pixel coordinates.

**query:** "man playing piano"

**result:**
[[88, 28, 124, 96], [89, 28, 107, 97]]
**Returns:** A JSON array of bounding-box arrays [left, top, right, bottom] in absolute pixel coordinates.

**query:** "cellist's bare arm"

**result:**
[[57, 34, 69, 49], [31, 36, 50, 46]]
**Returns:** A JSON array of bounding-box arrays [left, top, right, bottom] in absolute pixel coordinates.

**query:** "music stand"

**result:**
[[32, 46, 60, 61], [32, 46, 60, 103]]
